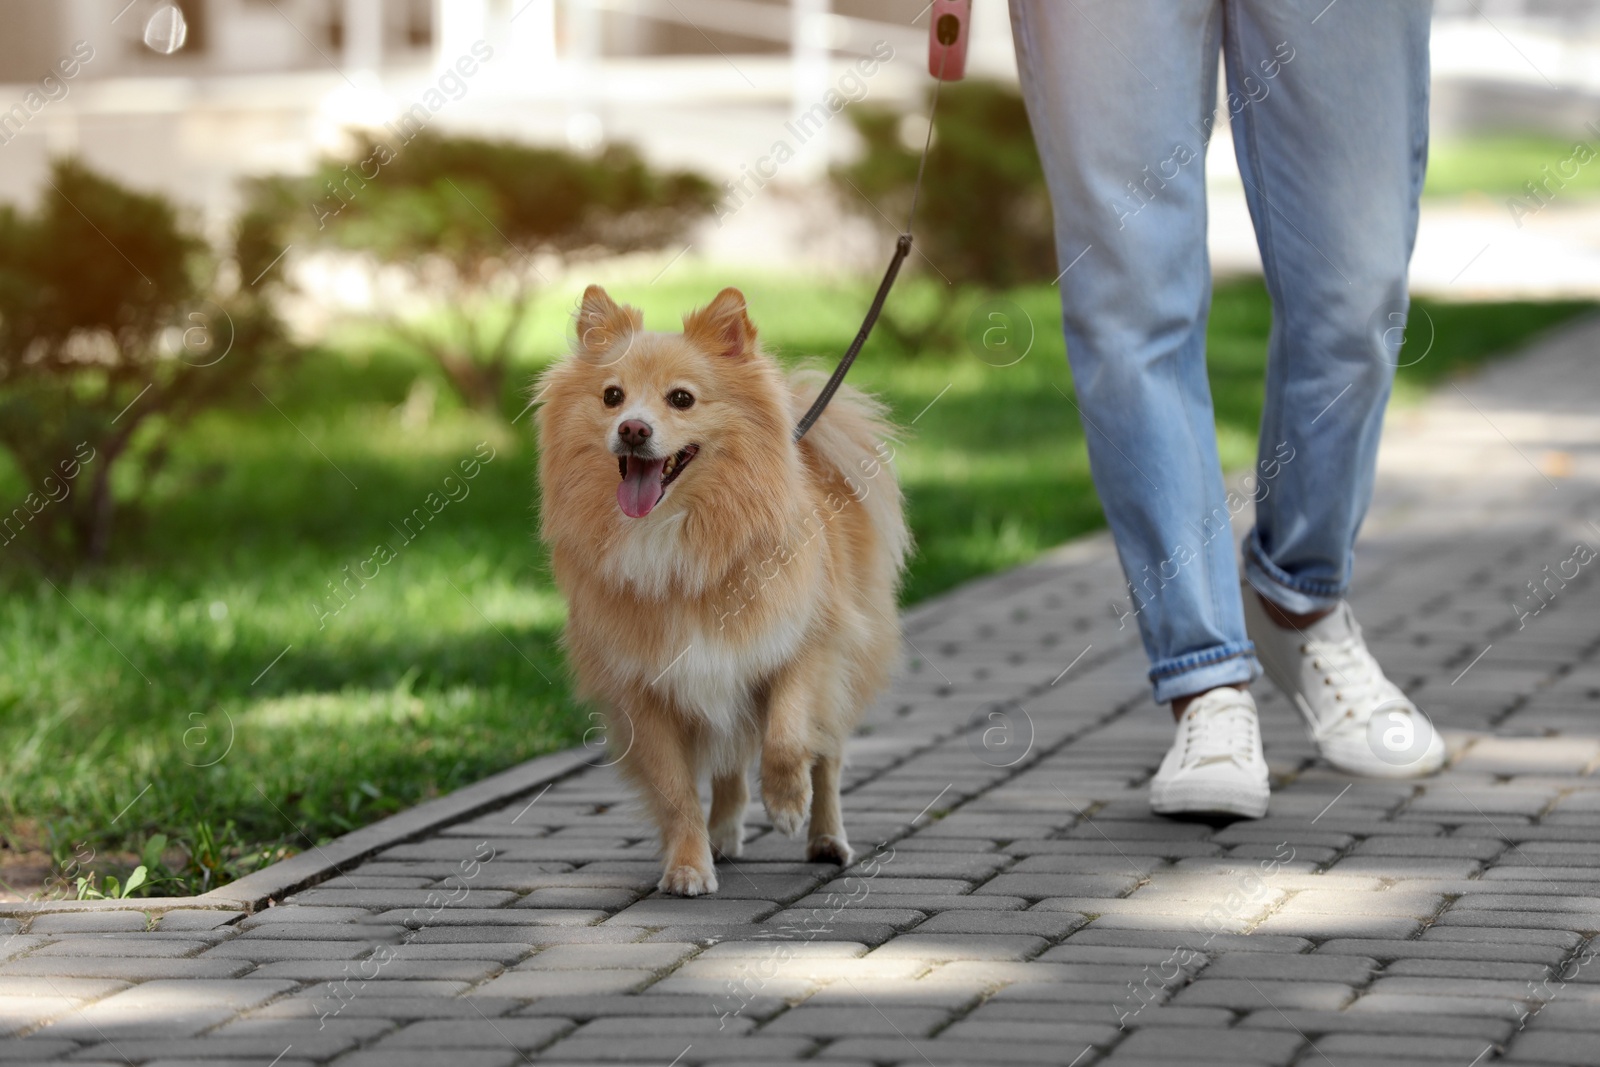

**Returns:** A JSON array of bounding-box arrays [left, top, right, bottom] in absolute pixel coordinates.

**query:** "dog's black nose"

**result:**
[[618, 419, 652, 448]]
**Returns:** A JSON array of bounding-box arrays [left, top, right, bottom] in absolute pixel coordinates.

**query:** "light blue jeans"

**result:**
[[1009, 0, 1431, 704]]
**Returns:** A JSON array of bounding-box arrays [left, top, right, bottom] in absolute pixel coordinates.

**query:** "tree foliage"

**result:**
[[249, 131, 715, 412], [0, 159, 290, 565]]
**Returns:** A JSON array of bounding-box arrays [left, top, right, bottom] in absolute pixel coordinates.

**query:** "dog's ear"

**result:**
[[576, 285, 642, 358], [683, 287, 756, 360]]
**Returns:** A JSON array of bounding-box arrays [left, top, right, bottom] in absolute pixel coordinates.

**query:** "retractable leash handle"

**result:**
[[928, 0, 971, 82], [793, 6, 966, 442]]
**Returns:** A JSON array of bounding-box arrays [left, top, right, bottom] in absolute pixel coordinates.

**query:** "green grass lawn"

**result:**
[[0, 272, 1592, 898], [1425, 132, 1600, 199]]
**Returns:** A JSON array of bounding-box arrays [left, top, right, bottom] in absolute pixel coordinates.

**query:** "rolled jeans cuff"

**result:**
[[1242, 529, 1347, 616], [1148, 642, 1261, 705]]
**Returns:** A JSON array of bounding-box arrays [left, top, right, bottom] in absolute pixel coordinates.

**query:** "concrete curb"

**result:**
[[1, 747, 593, 918]]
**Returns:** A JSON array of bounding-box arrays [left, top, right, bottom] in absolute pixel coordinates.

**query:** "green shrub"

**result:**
[[249, 131, 715, 413], [834, 80, 1054, 292], [0, 159, 290, 565]]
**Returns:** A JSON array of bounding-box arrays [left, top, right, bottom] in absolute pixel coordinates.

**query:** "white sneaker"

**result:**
[[1243, 592, 1446, 779], [1150, 687, 1270, 819]]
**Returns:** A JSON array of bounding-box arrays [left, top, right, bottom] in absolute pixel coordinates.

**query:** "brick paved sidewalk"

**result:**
[[5, 316, 1600, 1066]]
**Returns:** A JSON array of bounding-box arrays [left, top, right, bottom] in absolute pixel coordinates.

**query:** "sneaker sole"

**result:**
[[1150, 779, 1269, 819], [1321, 737, 1447, 779]]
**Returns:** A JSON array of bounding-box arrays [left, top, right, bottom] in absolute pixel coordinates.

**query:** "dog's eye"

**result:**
[[603, 386, 624, 407], [667, 389, 695, 410]]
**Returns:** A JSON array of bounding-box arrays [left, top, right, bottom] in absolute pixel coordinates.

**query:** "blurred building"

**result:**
[[0, 0, 1597, 287], [0, 0, 1009, 229]]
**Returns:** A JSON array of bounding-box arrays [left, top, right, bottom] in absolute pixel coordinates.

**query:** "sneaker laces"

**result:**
[[1301, 630, 1407, 738], [1179, 699, 1258, 769]]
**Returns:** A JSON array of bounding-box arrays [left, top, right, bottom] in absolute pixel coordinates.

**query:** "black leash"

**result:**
[[793, 42, 950, 442]]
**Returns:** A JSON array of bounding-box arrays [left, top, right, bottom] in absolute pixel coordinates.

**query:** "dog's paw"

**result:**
[[709, 821, 744, 861], [806, 833, 854, 866], [763, 789, 811, 839], [658, 864, 718, 896]]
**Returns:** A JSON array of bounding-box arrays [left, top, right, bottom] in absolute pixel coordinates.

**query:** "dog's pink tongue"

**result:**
[[617, 457, 666, 518]]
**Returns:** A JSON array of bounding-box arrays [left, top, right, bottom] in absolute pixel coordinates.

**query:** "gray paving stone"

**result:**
[[911, 910, 1085, 938], [816, 1037, 1086, 1064], [974, 874, 1142, 900], [1382, 958, 1553, 980], [155, 910, 246, 932], [1345, 992, 1529, 1018], [1110, 1026, 1306, 1061], [0, 977, 130, 998], [1199, 954, 1379, 983], [640, 922, 899, 946], [289, 888, 522, 908], [470, 968, 657, 999], [514, 993, 787, 1021], [1313, 1033, 1502, 1059], [757, 1005, 951, 1038], [210, 1016, 397, 1041], [697, 940, 867, 960], [378, 943, 530, 964], [237, 907, 377, 929], [204, 939, 372, 961], [238, 922, 406, 941], [252, 994, 522, 1020], [1170, 978, 1356, 1011], [1248, 915, 1426, 939], [331, 1052, 524, 1067], [800, 981, 985, 1011], [699, 873, 829, 902], [378, 907, 611, 927], [539, 1035, 818, 1061], [516, 887, 640, 910], [608, 899, 780, 926], [1315, 939, 1570, 964], [765, 908, 927, 932], [867, 934, 1047, 962], [789, 893, 1031, 913], [0, 957, 253, 980], [24, 913, 150, 934], [1421, 927, 1584, 948], [511, 941, 700, 972], [573, 1014, 758, 1036], [1433, 910, 1600, 932], [1068, 930, 1313, 954], [249, 960, 500, 983], [975, 999, 1233, 1028], [67, 1034, 366, 1061], [28, 938, 210, 958], [31, 979, 294, 1039], [0, 1038, 81, 1060], [369, 1017, 576, 1049], [406, 925, 645, 945], [816, 878, 975, 895]]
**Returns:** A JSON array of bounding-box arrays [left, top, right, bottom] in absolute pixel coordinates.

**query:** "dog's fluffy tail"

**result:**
[[787, 366, 912, 578]]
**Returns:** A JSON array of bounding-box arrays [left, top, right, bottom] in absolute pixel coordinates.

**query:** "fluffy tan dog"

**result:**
[[535, 285, 909, 896]]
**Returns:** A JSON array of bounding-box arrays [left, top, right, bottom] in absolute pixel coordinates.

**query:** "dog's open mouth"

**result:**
[[616, 445, 698, 519]]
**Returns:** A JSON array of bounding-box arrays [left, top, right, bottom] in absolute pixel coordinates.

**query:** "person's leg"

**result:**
[[1009, 0, 1261, 709], [1223, 0, 1432, 610], [1225, 0, 1443, 778]]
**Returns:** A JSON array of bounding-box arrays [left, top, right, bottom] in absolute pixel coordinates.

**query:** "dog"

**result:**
[[534, 285, 909, 895]]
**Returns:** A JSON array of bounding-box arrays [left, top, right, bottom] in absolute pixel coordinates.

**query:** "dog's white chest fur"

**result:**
[[602, 512, 706, 597], [649, 611, 809, 735]]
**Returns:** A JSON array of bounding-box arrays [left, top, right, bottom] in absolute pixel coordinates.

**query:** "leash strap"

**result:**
[[793, 37, 952, 443], [792, 234, 913, 441]]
